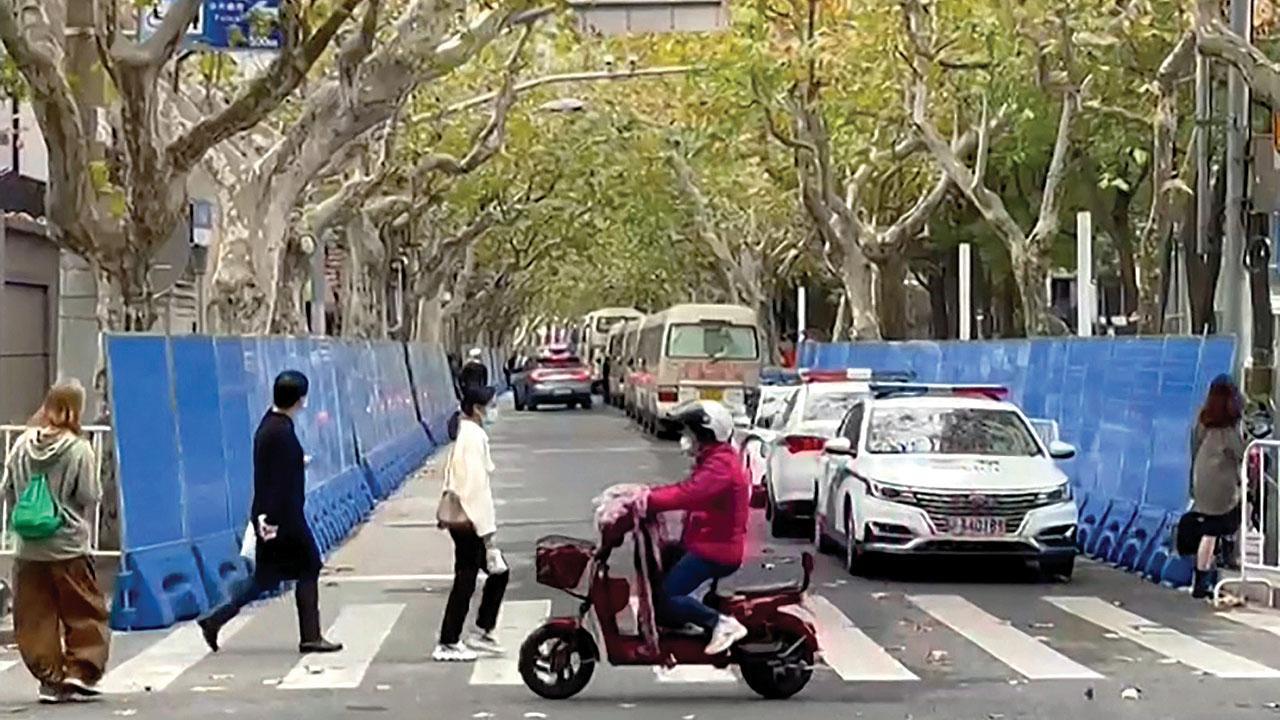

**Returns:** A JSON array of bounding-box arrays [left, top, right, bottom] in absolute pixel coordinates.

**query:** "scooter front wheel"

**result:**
[[738, 633, 814, 700], [519, 624, 598, 700]]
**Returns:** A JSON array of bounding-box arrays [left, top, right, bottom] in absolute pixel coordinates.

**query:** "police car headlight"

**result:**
[[863, 479, 916, 504], [1037, 483, 1071, 503]]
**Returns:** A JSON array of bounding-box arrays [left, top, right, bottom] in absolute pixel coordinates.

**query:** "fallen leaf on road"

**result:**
[[1111, 600, 1124, 607], [191, 686, 226, 693], [1084, 687, 1095, 701], [926, 650, 949, 664], [1121, 686, 1141, 701]]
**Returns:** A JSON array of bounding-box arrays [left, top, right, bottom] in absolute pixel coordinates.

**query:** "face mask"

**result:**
[[680, 435, 695, 455]]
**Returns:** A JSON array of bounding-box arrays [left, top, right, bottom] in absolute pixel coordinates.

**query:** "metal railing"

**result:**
[[1216, 439, 1280, 605], [0, 424, 118, 557]]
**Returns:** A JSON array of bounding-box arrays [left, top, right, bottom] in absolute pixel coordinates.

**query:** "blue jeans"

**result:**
[[659, 553, 738, 631]]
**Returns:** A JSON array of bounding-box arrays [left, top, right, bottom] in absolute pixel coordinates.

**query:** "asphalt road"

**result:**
[[8, 400, 1280, 719]]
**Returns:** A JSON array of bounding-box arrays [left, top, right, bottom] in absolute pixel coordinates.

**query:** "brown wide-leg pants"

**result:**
[[13, 557, 110, 686]]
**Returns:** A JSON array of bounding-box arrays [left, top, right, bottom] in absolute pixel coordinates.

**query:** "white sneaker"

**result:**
[[466, 630, 505, 656], [432, 643, 479, 662], [705, 615, 748, 655]]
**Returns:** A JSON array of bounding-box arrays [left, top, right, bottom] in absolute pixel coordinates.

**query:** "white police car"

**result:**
[[813, 383, 1079, 580]]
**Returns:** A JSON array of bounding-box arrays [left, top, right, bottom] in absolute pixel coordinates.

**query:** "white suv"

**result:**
[[813, 384, 1079, 580]]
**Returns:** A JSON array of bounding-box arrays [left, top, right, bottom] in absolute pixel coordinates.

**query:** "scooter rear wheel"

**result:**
[[738, 633, 814, 700], [518, 624, 597, 700]]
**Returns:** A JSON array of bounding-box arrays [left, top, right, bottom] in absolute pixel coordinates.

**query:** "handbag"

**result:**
[[436, 490, 473, 530]]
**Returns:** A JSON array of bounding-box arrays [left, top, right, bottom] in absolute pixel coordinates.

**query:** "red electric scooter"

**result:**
[[519, 507, 819, 700]]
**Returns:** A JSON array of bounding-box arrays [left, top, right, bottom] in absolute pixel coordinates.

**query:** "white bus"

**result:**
[[581, 307, 644, 391], [631, 303, 763, 435]]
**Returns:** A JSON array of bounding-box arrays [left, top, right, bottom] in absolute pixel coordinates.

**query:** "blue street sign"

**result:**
[[141, 0, 281, 52]]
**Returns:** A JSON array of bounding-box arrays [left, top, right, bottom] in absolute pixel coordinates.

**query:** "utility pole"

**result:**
[[1221, 0, 1253, 373]]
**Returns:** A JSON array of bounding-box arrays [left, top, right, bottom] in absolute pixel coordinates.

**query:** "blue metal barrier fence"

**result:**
[[800, 336, 1236, 588], [104, 334, 488, 631]]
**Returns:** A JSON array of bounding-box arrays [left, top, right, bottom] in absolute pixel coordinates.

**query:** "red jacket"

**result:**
[[648, 442, 750, 567]]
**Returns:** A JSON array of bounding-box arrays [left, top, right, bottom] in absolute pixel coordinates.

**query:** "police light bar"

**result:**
[[869, 382, 1009, 401], [798, 368, 917, 384]]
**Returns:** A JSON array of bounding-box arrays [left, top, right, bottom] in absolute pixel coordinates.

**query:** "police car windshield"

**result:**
[[865, 407, 1041, 456], [803, 391, 865, 422]]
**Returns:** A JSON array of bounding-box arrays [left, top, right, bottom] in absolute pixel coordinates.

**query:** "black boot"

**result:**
[[1192, 569, 1211, 599]]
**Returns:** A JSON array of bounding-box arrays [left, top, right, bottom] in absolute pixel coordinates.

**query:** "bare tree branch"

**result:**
[[167, 0, 367, 173], [127, 0, 200, 67]]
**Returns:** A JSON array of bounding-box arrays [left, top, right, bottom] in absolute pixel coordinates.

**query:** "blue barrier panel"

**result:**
[[108, 333, 473, 630], [170, 337, 250, 610], [806, 335, 1237, 588], [106, 335, 210, 630]]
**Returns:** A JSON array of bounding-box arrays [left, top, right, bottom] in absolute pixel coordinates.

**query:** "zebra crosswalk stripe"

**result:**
[[470, 600, 551, 685], [1046, 596, 1280, 679], [908, 595, 1101, 680], [808, 596, 917, 681], [1219, 610, 1280, 638], [278, 604, 405, 690], [100, 616, 252, 694]]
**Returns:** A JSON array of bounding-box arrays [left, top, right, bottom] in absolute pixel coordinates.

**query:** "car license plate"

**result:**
[[700, 388, 724, 401], [949, 516, 1006, 536], [554, 387, 572, 395]]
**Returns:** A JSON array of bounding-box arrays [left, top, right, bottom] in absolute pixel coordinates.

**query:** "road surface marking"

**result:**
[[100, 616, 251, 694], [320, 574, 455, 584], [908, 595, 1100, 680], [809, 596, 918, 681], [470, 600, 551, 685], [1047, 596, 1280, 678], [279, 604, 405, 690], [1220, 610, 1280, 637], [532, 446, 666, 455], [654, 665, 738, 683]]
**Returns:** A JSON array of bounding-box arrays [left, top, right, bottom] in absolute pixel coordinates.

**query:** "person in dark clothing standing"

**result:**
[[199, 371, 342, 654], [459, 348, 490, 392], [448, 353, 464, 400]]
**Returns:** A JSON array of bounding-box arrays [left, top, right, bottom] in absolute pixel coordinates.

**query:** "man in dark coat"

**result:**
[[459, 348, 489, 392], [199, 371, 342, 654]]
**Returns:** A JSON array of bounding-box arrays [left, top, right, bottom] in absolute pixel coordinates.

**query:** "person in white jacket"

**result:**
[[434, 386, 510, 662]]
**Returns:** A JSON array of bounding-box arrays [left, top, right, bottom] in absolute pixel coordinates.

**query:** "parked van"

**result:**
[[581, 307, 644, 393], [606, 317, 643, 407], [632, 304, 763, 435]]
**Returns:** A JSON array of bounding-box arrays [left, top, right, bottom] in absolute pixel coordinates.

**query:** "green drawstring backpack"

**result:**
[[11, 473, 63, 540]]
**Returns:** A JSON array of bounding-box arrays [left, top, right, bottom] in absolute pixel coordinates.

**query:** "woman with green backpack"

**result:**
[[1, 380, 108, 704]]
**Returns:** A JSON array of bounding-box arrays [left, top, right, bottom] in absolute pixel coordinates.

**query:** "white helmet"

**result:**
[[468, 348, 483, 360], [672, 400, 734, 443]]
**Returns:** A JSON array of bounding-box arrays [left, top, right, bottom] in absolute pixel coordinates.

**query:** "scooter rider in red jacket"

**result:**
[[647, 400, 751, 655]]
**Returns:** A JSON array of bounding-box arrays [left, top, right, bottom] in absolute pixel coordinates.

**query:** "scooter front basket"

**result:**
[[535, 535, 597, 590]]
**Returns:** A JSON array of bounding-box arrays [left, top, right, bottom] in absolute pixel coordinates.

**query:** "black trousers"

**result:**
[[439, 529, 509, 645], [205, 573, 322, 643]]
